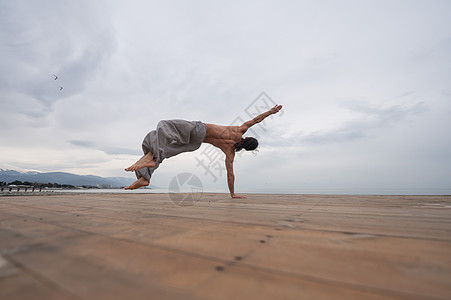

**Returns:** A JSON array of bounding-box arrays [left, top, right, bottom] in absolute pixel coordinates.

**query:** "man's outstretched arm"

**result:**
[[240, 104, 283, 133]]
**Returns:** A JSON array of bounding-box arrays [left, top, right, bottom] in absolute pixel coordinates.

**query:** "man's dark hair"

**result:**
[[234, 137, 259, 152]]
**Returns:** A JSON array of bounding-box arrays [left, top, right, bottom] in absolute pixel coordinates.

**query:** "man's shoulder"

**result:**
[[207, 123, 239, 129]]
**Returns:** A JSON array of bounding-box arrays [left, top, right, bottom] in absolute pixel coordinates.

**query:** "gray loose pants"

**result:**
[[136, 119, 207, 182]]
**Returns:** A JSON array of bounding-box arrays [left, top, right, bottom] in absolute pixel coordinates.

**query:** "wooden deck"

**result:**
[[1, 193, 450, 300]]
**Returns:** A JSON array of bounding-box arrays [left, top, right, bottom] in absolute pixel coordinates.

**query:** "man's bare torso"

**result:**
[[203, 123, 243, 155]]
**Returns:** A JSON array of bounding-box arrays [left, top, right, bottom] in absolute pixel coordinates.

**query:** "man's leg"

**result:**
[[125, 152, 156, 172]]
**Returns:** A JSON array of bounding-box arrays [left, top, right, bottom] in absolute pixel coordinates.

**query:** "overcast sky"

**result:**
[[1, 0, 450, 194]]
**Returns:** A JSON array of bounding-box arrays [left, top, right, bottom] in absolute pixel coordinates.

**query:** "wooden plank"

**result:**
[[194, 263, 403, 300], [0, 271, 71, 300], [0, 253, 71, 300], [3, 229, 402, 300]]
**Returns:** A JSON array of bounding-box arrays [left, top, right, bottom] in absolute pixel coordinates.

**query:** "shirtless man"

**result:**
[[125, 104, 283, 198]]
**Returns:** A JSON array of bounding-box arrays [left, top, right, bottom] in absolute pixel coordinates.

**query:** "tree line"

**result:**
[[0, 180, 90, 189]]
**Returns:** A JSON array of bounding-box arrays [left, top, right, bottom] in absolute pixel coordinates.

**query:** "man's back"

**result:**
[[203, 124, 243, 153]]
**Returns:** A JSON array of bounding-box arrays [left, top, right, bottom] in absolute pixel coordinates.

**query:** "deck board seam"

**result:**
[[2, 254, 84, 300]]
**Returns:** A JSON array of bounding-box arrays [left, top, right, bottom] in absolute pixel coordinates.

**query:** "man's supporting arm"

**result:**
[[225, 153, 245, 199]]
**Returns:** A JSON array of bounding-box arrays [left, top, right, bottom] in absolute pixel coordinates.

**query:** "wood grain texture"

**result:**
[[1, 193, 450, 300]]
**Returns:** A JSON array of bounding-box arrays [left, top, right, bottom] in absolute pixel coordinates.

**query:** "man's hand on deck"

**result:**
[[231, 194, 246, 199]]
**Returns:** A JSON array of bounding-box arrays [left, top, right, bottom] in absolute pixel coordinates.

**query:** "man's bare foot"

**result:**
[[125, 153, 156, 172], [124, 177, 149, 190]]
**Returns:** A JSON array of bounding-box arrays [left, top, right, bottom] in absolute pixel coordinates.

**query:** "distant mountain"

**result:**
[[0, 169, 136, 188]]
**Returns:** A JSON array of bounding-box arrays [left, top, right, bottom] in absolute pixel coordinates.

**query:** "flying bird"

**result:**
[[53, 74, 58, 80], [59, 86, 63, 91]]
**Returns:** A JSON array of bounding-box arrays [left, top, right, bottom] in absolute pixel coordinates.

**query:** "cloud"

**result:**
[[0, 0, 116, 118], [1, 0, 450, 192], [68, 140, 95, 148], [68, 140, 140, 156], [299, 101, 429, 145], [100, 147, 142, 156]]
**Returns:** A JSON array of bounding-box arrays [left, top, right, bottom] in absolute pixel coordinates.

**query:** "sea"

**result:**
[[4, 187, 449, 195]]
